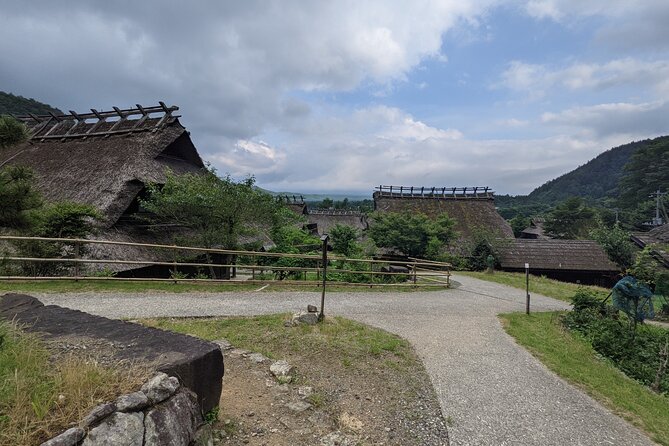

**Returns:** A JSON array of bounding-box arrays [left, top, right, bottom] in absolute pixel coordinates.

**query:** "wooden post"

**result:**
[[412, 263, 417, 286], [74, 241, 81, 281], [319, 235, 329, 322], [525, 263, 530, 315]]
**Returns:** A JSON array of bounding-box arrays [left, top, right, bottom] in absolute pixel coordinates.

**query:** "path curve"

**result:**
[[35, 275, 655, 446]]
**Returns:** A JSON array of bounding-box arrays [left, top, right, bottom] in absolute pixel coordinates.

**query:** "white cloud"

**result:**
[[498, 58, 669, 100], [541, 101, 669, 138]]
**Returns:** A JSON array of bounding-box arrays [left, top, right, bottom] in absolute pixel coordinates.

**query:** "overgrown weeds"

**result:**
[[0, 322, 149, 445]]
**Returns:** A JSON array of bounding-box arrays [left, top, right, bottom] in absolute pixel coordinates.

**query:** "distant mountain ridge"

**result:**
[[525, 137, 667, 205], [0, 91, 63, 115]]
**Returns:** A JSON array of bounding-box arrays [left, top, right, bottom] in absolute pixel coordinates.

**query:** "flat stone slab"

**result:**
[[0, 293, 223, 413]]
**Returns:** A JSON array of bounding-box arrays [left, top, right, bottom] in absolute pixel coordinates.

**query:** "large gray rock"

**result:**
[[80, 402, 116, 429], [82, 412, 144, 446], [40, 427, 85, 446], [115, 391, 149, 412], [270, 360, 294, 378], [141, 373, 180, 404], [144, 389, 201, 446]]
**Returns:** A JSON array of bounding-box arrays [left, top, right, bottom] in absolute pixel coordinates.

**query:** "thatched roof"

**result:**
[[1, 105, 205, 228], [498, 239, 619, 272], [373, 188, 514, 241], [306, 210, 368, 235]]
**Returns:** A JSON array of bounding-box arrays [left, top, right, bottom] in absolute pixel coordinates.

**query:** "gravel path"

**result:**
[[35, 275, 655, 446]]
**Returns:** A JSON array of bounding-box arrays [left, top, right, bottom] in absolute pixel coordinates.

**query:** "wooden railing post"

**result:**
[[74, 241, 81, 281]]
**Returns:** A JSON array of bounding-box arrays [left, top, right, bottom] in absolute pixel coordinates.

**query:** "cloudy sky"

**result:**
[[1, 1, 667, 195]]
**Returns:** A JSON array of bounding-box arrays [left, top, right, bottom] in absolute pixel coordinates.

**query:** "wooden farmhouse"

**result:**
[[2, 103, 207, 276], [307, 209, 368, 236], [497, 239, 621, 286]]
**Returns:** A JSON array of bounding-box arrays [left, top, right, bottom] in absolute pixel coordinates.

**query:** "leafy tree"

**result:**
[[141, 168, 279, 249], [508, 215, 530, 238], [368, 211, 456, 259], [629, 245, 665, 288], [544, 197, 597, 239], [319, 198, 334, 209], [0, 115, 28, 148], [590, 224, 633, 269], [334, 198, 349, 209], [0, 166, 42, 229], [330, 224, 359, 256], [17, 202, 101, 276]]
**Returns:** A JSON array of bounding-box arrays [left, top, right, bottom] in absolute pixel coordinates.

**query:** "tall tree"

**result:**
[[544, 197, 597, 239], [141, 168, 279, 249], [368, 211, 455, 258], [0, 166, 42, 229], [0, 115, 28, 148]]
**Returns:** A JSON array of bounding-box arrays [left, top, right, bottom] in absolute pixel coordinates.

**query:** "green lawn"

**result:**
[[500, 312, 669, 445], [459, 271, 608, 302], [140, 314, 411, 362]]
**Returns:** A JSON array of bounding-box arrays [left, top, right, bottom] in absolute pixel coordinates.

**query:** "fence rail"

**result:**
[[0, 236, 450, 288]]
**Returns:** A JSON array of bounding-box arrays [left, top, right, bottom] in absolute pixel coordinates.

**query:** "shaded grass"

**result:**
[[141, 314, 410, 365], [0, 322, 149, 445], [500, 311, 669, 445], [460, 271, 608, 302]]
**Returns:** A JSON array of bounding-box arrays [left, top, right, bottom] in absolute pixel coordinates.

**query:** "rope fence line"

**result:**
[[0, 235, 451, 288]]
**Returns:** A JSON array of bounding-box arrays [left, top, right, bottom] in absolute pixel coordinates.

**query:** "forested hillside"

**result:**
[[0, 91, 63, 115], [496, 136, 669, 225], [527, 138, 664, 205]]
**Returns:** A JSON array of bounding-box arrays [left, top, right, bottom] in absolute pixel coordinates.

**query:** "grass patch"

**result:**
[[0, 322, 149, 445], [500, 311, 669, 445], [141, 314, 410, 363], [460, 271, 608, 302]]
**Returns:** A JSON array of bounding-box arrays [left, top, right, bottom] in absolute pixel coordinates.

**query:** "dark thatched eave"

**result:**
[[0, 118, 205, 228], [498, 239, 620, 272]]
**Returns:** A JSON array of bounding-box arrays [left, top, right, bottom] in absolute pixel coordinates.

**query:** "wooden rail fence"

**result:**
[[0, 236, 451, 288]]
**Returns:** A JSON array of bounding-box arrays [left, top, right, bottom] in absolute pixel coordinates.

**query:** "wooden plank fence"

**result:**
[[0, 236, 450, 288]]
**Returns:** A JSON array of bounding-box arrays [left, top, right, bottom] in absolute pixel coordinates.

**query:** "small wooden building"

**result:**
[[497, 239, 621, 286]]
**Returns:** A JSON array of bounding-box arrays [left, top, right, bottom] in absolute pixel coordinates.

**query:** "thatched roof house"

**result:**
[[2, 103, 206, 275], [372, 185, 514, 248], [3, 103, 204, 228], [497, 239, 620, 286], [519, 218, 549, 239], [307, 209, 368, 236]]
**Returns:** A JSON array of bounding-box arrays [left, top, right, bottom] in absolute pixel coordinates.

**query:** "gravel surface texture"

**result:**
[[34, 274, 655, 446]]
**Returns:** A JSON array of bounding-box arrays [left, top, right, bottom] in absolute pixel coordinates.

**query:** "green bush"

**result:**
[[564, 289, 669, 394]]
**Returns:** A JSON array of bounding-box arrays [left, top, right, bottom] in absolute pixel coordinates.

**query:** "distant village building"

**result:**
[[519, 217, 549, 239], [372, 185, 514, 247], [497, 239, 621, 286], [3, 103, 206, 276], [306, 209, 368, 236], [631, 224, 669, 268]]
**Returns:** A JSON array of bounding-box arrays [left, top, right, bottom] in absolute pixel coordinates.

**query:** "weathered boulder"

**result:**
[[292, 311, 319, 325], [115, 391, 149, 412], [144, 389, 200, 446], [80, 403, 116, 429], [81, 412, 144, 446], [40, 427, 85, 446], [270, 360, 294, 379], [141, 373, 180, 404]]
